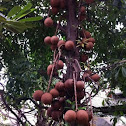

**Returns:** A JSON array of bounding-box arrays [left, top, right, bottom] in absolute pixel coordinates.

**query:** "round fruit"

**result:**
[[51, 110, 62, 121], [85, 31, 91, 38], [51, 7, 59, 15], [41, 93, 53, 105], [65, 41, 74, 50], [76, 110, 89, 125], [77, 90, 85, 100], [51, 36, 59, 45], [59, 97, 65, 103], [55, 81, 64, 91], [80, 54, 88, 62], [33, 90, 44, 101], [50, 88, 59, 98], [44, 36, 51, 45], [85, 42, 94, 50], [83, 70, 92, 82], [51, 100, 61, 110], [57, 40, 65, 48], [90, 74, 100, 82], [50, 0, 60, 7], [64, 79, 74, 90], [59, 91, 65, 97], [50, 44, 57, 50], [57, 60, 64, 69], [85, 0, 94, 4], [80, 6, 86, 14], [76, 81, 85, 91], [88, 37, 95, 43], [47, 64, 53, 75], [79, 15, 86, 21], [44, 17, 53, 27], [64, 110, 76, 123], [60, 0, 66, 9], [47, 107, 53, 117]]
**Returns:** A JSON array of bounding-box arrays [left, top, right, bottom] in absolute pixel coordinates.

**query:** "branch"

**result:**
[[100, 60, 126, 71], [0, 93, 25, 126], [93, 105, 126, 115]]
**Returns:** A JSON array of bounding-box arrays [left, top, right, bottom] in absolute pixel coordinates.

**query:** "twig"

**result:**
[[47, 51, 61, 92], [73, 71, 78, 111], [1, 94, 25, 126], [86, 92, 93, 126]]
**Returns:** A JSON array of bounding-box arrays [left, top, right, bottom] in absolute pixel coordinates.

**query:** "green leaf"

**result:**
[[0, 7, 7, 11], [66, 99, 72, 104], [102, 100, 105, 106], [122, 67, 126, 77], [16, 8, 36, 20], [19, 16, 42, 22], [115, 68, 120, 80], [78, 107, 86, 110], [12, 3, 32, 20], [0, 15, 6, 22], [4, 21, 33, 33], [7, 6, 21, 18], [113, 117, 117, 126], [0, 24, 3, 31]]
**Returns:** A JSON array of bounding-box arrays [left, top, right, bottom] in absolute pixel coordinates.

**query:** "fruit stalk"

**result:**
[[73, 71, 78, 111]]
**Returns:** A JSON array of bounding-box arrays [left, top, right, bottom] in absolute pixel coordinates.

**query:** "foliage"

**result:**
[[0, 0, 126, 125]]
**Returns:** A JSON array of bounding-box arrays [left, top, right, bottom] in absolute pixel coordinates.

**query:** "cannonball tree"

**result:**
[[33, 0, 101, 125]]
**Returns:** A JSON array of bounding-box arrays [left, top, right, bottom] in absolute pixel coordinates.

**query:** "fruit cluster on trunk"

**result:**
[[33, 0, 100, 125]]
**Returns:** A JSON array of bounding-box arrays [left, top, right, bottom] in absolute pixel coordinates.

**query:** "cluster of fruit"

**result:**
[[50, 0, 66, 15], [33, 79, 91, 125], [33, 0, 99, 125]]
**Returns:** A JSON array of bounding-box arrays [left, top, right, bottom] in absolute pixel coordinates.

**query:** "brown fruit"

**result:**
[[85, 42, 94, 50], [90, 74, 100, 82], [51, 110, 62, 121], [47, 107, 53, 117], [55, 81, 64, 91], [51, 36, 59, 45], [85, 31, 91, 38], [44, 17, 53, 27], [65, 41, 75, 50], [64, 79, 74, 90], [59, 91, 65, 97], [50, 0, 60, 7], [83, 70, 92, 82], [57, 40, 65, 48], [76, 110, 89, 125], [80, 30, 85, 38], [47, 64, 53, 75], [59, 97, 65, 103], [79, 15, 86, 21], [60, 0, 66, 9], [88, 37, 95, 43], [33, 90, 44, 101], [50, 44, 57, 50], [57, 60, 64, 69], [76, 81, 85, 91], [64, 110, 76, 123], [51, 7, 59, 15], [77, 90, 85, 100], [85, 0, 94, 4], [80, 54, 88, 62], [44, 36, 51, 45], [41, 93, 53, 105], [50, 88, 59, 98], [51, 100, 61, 110], [80, 6, 86, 14]]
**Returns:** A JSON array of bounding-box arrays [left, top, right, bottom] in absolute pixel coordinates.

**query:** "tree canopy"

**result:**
[[0, 0, 126, 125]]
